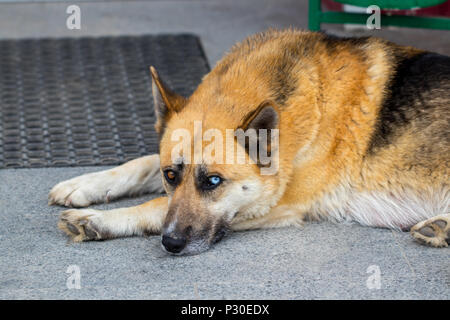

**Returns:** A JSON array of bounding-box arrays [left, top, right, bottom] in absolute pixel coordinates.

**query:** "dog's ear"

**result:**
[[238, 101, 279, 166], [150, 66, 186, 136], [241, 102, 279, 132]]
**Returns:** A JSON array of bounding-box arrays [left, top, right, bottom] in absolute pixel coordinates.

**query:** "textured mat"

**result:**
[[0, 34, 209, 168]]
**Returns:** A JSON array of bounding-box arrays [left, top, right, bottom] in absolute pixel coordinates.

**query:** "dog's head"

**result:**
[[150, 67, 283, 255]]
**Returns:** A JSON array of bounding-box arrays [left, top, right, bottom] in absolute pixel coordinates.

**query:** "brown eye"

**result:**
[[164, 170, 177, 184], [167, 171, 175, 180]]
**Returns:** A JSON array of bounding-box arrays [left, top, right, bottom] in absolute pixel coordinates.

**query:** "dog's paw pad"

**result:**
[[58, 209, 102, 242], [65, 222, 80, 235], [411, 216, 449, 248]]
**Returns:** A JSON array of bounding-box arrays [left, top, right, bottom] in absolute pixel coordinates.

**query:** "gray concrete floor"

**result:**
[[1, 167, 449, 299], [0, 0, 449, 299]]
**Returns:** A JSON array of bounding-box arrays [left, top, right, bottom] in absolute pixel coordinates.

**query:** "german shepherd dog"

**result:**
[[49, 29, 449, 255]]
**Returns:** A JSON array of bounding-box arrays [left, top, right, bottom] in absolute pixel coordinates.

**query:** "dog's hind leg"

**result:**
[[48, 154, 163, 207], [58, 196, 168, 242], [410, 214, 450, 248]]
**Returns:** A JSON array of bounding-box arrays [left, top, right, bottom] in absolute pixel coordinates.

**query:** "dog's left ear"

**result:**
[[238, 101, 279, 165], [150, 66, 186, 136]]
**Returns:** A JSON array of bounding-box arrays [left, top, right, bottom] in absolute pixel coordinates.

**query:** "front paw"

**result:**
[[58, 209, 104, 242], [48, 172, 113, 207]]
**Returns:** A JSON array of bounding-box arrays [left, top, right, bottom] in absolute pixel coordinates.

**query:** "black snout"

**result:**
[[162, 235, 187, 253]]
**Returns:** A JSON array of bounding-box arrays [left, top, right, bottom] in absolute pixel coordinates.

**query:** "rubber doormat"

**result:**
[[0, 34, 210, 168]]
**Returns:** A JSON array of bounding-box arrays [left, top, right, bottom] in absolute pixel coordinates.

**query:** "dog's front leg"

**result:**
[[49, 154, 163, 207], [58, 197, 168, 242], [231, 205, 306, 231]]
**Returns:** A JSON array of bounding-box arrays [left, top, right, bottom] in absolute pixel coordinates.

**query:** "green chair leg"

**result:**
[[308, 0, 322, 31]]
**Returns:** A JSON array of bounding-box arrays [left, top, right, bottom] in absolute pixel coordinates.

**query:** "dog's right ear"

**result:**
[[150, 66, 186, 136]]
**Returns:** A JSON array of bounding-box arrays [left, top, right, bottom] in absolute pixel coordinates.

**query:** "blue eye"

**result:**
[[199, 175, 223, 190], [209, 176, 222, 185]]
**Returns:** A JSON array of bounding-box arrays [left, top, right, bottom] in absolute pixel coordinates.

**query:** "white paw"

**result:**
[[48, 170, 116, 207], [58, 209, 105, 242]]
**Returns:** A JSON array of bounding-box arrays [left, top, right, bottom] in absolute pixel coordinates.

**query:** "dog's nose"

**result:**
[[162, 235, 187, 253]]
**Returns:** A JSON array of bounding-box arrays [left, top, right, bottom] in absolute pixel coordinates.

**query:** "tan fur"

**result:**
[[51, 29, 449, 253]]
